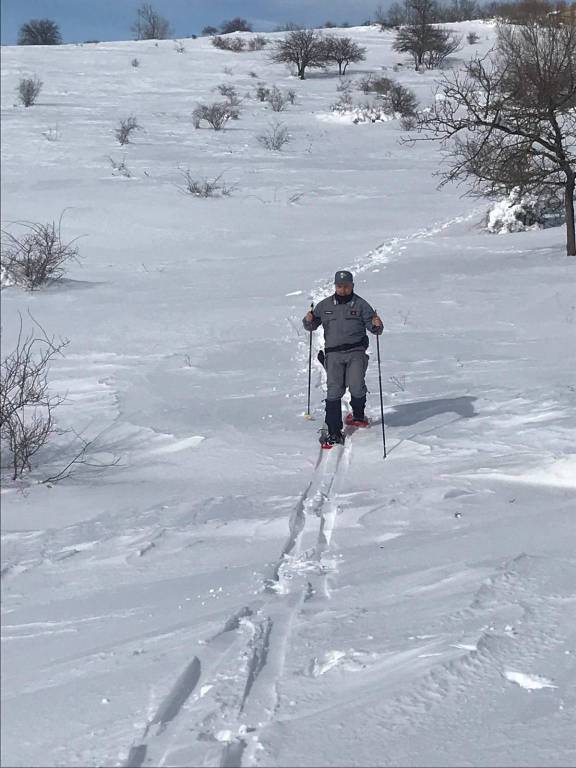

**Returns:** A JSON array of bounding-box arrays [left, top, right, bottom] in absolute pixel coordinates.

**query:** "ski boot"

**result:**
[[345, 412, 369, 428], [319, 428, 345, 449]]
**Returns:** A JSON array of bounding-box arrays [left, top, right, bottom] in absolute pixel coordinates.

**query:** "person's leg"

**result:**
[[325, 353, 346, 433], [347, 352, 369, 418]]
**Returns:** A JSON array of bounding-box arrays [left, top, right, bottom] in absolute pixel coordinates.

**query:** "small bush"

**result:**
[[115, 116, 140, 144], [174, 41, 186, 53], [388, 83, 418, 116], [486, 188, 564, 233], [1, 318, 68, 480], [400, 113, 418, 131], [247, 35, 268, 50], [357, 74, 375, 94], [178, 170, 233, 197], [42, 126, 60, 141], [267, 86, 288, 112], [257, 123, 291, 151], [466, 32, 480, 45], [17, 76, 42, 107], [216, 84, 241, 106], [256, 84, 271, 102], [1, 217, 81, 290], [211, 35, 246, 52], [109, 156, 132, 177], [192, 102, 238, 130], [131, 57, 140, 67]]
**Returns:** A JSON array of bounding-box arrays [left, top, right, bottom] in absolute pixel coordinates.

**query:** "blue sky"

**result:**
[[0, 1, 383, 45]]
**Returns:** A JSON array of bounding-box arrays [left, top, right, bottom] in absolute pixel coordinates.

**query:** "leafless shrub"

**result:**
[[115, 116, 141, 145], [131, 57, 140, 67], [357, 74, 375, 93], [256, 84, 271, 101], [216, 83, 241, 106], [388, 83, 418, 115], [400, 113, 419, 130], [174, 41, 186, 53], [0, 315, 68, 480], [223, 65, 234, 75], [257, 122, 291, 150], [17, 76, 42, 107], [389, 374, 407, 391], [192, 102, 238, 130], [109, 155, 132, 177], [42, 126, 60, 141], [247, 35, 268, 50], [178, 170, 234, 197], [286, 88, 297, 104], [267, 86, 288, 111], [211, 35, 246, 52], [249, 70, 259, 78], [1, 215, 81, 290], [467, 31, 480, 44]]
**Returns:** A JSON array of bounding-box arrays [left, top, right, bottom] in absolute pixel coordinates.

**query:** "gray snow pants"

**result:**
[[325, 349, 369, 401]]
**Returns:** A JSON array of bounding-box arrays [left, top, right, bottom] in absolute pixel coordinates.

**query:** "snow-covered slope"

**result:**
[[1, 23, 575, 768]]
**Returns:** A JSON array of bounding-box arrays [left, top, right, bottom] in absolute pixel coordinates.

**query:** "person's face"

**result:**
[[335, 283, 353, 296]]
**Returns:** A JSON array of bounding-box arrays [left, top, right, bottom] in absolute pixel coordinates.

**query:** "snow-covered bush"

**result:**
[[1, 218, 81, 290], [192, 102, 238, 130], [17, 76, 42, 107], [486, 188, 565, 234], [355, 76, 417, 116]]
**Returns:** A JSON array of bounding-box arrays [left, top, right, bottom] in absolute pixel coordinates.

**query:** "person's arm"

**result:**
[[303, 304, 322, 332], [362, 300, 383, 335]]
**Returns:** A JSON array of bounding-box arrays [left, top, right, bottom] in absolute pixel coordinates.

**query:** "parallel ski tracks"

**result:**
[[121, 428, 356, 768]]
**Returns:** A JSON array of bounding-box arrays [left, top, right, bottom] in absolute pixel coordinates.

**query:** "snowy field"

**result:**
[[1, 22, 575, 768]]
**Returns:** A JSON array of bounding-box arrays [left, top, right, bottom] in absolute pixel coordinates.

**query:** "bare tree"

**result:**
[[132, 3, 172, 40], [220, 17, 252, 33], [411, 19, 576, 255], [323, 35, 367, 75], [393, 0, 461, 69], [0, 316, 68, 480], [270, 29, 327, 80], [18, 19, 62, 45]]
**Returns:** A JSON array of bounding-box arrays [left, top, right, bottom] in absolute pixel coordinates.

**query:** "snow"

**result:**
[[1, 22, 575, 768]]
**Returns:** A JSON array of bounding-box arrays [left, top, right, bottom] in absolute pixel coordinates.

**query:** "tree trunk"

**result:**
[[298, 65, 305, 79], [565, 172, 575, 256]]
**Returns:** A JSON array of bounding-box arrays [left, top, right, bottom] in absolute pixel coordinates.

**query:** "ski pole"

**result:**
[[375, 321, 387, 459], [305, 302, 314, 419]]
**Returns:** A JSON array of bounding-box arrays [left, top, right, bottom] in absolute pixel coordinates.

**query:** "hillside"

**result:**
[[1, 23, 575, 768]]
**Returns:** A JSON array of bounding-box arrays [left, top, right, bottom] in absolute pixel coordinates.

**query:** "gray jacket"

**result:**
[[302, 293, 382, 351]]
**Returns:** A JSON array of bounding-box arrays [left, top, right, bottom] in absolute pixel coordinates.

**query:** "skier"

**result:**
[[303, 270, 383, 447]]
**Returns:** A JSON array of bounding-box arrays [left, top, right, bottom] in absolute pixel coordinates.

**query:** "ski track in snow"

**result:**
[[117, 211, 485, 767], [119, 422, 361, 767]]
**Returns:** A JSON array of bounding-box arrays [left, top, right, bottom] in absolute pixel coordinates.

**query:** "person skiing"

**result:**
[[303, 270, 383, 447]]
